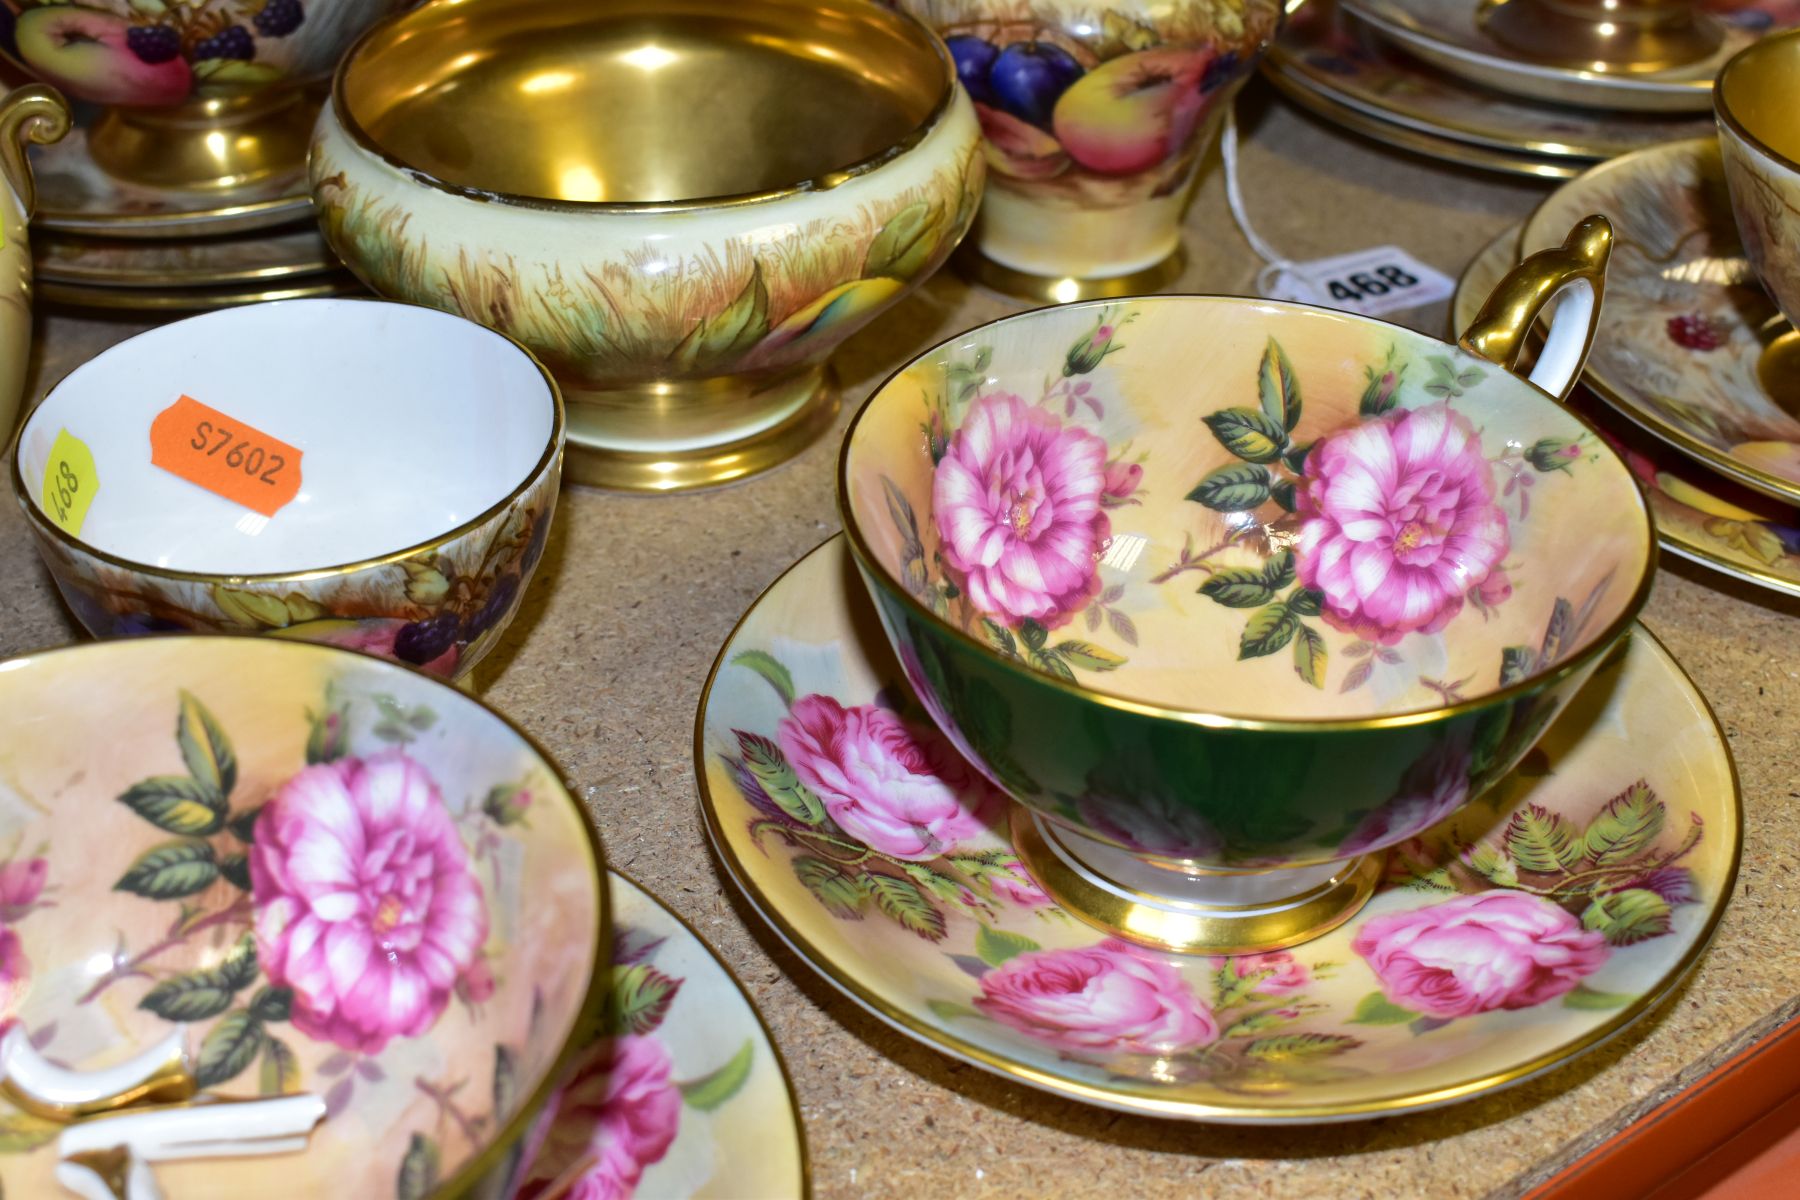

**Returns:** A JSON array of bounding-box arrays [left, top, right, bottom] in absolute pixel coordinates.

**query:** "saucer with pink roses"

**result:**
[[510, 871, 807, 1200], [696, 536, 1740, 1120]]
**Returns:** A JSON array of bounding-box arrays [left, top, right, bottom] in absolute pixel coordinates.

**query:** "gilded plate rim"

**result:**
[[1342, 0, 1732, 110], [1261, 61, 1584, 180], [1265, 9, 1711, 161], [33, 227, 337, 288], [37, 273, 363, 313], [695, 534, 1743, 1124]]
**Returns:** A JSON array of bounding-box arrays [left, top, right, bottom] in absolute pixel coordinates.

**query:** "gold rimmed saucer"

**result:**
[[1342, 0, 1750, 112], [1264, 1, 1715, 165], [35, 224, 336, 289], [1521, 138, 1800, 505], [1456, 226, 1800, 599], [1263, 64, 1583, 180], [511, 871, 809, 1199], [28, 126, 311, 240], [696, 536, 1739, 1122], [39, 273, 362, 313]]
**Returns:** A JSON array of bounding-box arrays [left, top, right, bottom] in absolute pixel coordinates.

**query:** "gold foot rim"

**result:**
[[1475, 0, 1724, 75], [1012, 808, 1384, 956], [955, 244, 1186, 305], [561, 375, 840, 493]]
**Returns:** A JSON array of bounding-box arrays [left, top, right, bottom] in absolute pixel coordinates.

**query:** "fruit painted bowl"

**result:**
[[309, 0, 984, 493], [9, 298, 563, 683], [0, 83, 69, 442], [895, 0, 1284, 301], [838, 215, 1657, 954], [0, 635, 608, 1197], [0, 0, 409, 190]]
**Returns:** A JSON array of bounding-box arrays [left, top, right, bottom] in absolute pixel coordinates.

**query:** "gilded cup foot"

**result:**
[[1753, 315, 1800, 414], [955, 243, 1186, 306], [90, 90, 318, 191], [1477, 0, 1722, 74], [1012, 810, 1384, 956], [561, 367, 840, 493]]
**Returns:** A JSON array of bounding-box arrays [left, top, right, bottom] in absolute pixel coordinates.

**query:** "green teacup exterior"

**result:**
[[840, 295, 1654, 868]]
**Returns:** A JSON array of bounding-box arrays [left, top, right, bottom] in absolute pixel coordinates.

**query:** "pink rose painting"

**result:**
[[518, 1035, 682, 1200], [1077, 789, 1223, 860], [975, 939, 1218, 1056], [1340, 739, 1472, 856], [0, 857, 47, 922], [0, 927, 28, 1034], [1297, 403, 1510, 645], [778, 694, 999, 861], [987, 858, 1053, 909], [250, 749, 489, 1054], [1351, 892, 1609, 1019], [932, 391, 1111, 630], [1208, 952, 1310, 998]]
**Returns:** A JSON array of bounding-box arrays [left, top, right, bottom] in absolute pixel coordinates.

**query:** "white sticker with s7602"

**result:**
[[1264, 245, 1455, 318]]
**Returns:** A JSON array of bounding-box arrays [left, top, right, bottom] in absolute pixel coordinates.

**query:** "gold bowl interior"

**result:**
[[1718, 29, 1800, 166], [338, 0, 949, 205]]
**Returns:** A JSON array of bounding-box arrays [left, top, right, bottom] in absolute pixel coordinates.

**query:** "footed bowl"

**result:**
[[309, 0, 984, 492], [0, 0, 409, 190], [0, 635, 608, 1197], [839, 216, 1657, 952], [10, 298, 563, 683]]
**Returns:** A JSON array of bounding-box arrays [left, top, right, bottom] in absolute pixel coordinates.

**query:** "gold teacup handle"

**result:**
[[1458, 213, 1613, 401], [0, 84, 72, 218]]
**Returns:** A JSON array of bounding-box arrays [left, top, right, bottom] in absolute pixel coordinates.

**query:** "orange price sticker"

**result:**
[[149, 395, 303, 518]]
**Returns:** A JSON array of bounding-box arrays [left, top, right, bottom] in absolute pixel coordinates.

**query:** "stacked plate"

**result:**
[[1263, 0, 1785, 179], [1458, 141, 1800, 599], [29, 121, 359, 313]]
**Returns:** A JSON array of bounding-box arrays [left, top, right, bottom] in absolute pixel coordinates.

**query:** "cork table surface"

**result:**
[[2, 90, 1796, 1199]]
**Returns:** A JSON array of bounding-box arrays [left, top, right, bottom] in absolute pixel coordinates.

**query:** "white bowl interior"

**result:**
[[16, 300, 555, 574]]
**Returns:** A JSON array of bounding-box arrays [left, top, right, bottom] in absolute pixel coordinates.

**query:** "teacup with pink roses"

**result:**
[[839, 215, 1658, 955]]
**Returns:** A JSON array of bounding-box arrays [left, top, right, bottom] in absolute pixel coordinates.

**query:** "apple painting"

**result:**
[[14, 5, 193, 107], [1052, 47, 1219, 176]]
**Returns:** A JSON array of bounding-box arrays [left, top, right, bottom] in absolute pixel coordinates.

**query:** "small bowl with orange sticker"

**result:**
[[8, 298, 565, 683]]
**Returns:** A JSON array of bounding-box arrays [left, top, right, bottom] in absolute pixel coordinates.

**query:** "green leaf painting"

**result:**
[[1203, 407, 1286, 464], [176, 691, 236, 804], [974, 925, 1040, 968], [196, 1010, 264, 1087], [118, 776, 225, 837], [1187, 462, 1271, 511], [115, 840, 219, 899], [733, 650, 796, 709], [1258, 337, 1302, 430], [678, 1040, 755, 1112]]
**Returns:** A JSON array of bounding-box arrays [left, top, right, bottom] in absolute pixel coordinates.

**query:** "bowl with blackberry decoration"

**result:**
[[10, 298, 563, 685], [0, 0, 409, 191], [838, 214, 1658, 955], [0, 634, 609, 1197], [893, 0, 1284, 302], [310, 0, 984, 492]]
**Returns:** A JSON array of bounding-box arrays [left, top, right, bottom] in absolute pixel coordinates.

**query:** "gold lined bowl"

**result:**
[[311, 0, 986, 492]]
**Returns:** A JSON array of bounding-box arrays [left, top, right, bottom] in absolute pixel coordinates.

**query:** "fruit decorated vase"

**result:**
[[310, 0, 985, 492], [0, 84, 68, 442], [0, 1, 409, 190], [897, 0, 1285, 301]]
